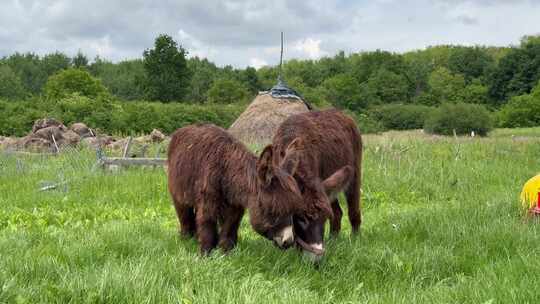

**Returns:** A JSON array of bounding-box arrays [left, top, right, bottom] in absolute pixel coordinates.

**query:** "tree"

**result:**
[[41, 52, 71, 76], [366, 68, 410, 104], [44, 68, 108, 100], [460, 79, 489, 104], [72, 50, 89, 68], [321, 74, 366, 111], [239, 67, 262, 95], [488, 35, 540, 105], [143, 34, 191, 102], [186, 57, 218, 103], [428, 67, 466, 104], [350, 50, 407, 83], [207, 78, 249, 104], [448, 46, 494, 83], [90, 58, 145, 100], [3, 53, 47, 94], [0, 65, 26, 100]]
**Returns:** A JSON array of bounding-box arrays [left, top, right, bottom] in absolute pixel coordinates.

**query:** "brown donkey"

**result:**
[[167, 124, 324, 254], [271, 109, 363, 261]]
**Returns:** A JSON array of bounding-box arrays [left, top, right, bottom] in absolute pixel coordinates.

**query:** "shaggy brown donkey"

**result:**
[[167, 124, 320, 255], [271, 109, 363, 261]]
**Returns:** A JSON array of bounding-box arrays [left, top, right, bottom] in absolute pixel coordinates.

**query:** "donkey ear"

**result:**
[[322, 166, 354, 199], [257, 145, 274, 186], [280, 138, 303, 175]]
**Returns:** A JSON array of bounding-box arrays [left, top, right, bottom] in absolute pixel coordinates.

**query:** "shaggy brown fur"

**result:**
[[271, 109, 363, 253], [167, 124, 304, 254]]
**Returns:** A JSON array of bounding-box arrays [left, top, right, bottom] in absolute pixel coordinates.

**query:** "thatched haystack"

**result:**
[[228, 93, 310, 145]]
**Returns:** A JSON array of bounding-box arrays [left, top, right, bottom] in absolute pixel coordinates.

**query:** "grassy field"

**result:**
[[1, 128, 540, 303]]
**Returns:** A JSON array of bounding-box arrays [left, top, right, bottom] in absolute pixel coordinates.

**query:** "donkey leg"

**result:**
[[330, 199, 343, 236], [171, 198, 196, 238], [196, 205, 218, 255], [345, 172, 362, 234], [180, 207, 196, 238], [218, 206, 245, 252]]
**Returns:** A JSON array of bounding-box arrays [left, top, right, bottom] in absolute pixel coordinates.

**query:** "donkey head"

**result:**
[[249, 142, 304, 249], [293, 165, 354, 262]]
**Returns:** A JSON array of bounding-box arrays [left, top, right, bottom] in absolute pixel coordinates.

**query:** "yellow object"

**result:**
[[520, 174, 540, 209]]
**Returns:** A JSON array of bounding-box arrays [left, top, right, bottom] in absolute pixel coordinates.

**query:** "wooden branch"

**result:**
[[122, 136, 133, 158], [51, 134, 60, 153]]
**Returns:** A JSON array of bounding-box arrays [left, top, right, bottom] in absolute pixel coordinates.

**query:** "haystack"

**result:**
[[229, 91, 310, 146]]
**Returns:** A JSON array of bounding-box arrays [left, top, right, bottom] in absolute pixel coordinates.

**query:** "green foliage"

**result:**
[[0, 98, 47, 136], [44, 68, 108, 100], [90, 58, 145, 100], [345, 111, 384, 134], [41, 52, 71, 76], [369, 104, 434, 130], [366, 69, 410, 104], [488, 34, 540, 104], [460, 80, 489, 104], [52, 94, 115, 130], [238, 67, 262, 94], [143, 34, 191, 102], [447, 46, 494, 83], [72, 51, 89, 68], [206, 78, 250, 104], [186, 57, 218, 103], [0, 96, 244, 136], [0, 65, 26, 100], [427, 67, 466, 105], [497, 81, 540, 127], [2, 53, 48, 94], [424, 103, 493, 136], [350, 50, 407, 83], [321, 74, 366, 111]]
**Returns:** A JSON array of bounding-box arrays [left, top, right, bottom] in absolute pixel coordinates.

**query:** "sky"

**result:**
[[1, 0, 539, 68]]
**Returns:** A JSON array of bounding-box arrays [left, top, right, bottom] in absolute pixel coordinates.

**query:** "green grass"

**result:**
[[2, 129, 540, 303]]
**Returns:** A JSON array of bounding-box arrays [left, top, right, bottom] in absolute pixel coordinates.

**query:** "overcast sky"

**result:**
[[1, 0, 539, 68]]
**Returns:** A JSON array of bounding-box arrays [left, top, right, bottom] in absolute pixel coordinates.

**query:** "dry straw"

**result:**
[[228, 93, 309, 146]]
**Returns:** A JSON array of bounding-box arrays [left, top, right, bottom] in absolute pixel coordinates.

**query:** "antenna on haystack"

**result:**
[[278, 31, 284, 82], [270, 32, 312, 109]]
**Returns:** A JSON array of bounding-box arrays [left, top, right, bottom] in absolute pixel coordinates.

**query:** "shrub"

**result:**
[[344, 110, 384, 134], [0, 96, 246, 137], [369, 104, 434, 130], [207, 78, 250, 104], [0, 98, 47, 136], [424, 102, 493, 136], [497, 82, 540, 128], [44, 68, 108, 100]]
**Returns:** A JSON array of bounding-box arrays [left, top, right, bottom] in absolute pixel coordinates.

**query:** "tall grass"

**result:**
[[1, 130, 540, 303]]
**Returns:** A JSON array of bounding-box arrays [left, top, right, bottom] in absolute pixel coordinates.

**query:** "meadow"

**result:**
[[1, 128, 540, 303]]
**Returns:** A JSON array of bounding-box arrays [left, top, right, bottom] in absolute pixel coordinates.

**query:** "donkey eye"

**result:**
[[298, 218, 309, 229]]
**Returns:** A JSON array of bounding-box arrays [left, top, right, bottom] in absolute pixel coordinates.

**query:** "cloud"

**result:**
[[249, 57, 268, 69], [294, 38, 325, 59], [0, 0, 539, 67]]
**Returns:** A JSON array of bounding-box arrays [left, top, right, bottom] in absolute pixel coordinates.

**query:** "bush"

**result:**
[[207, 78, 250, 104], [44, 68, 108, 100], [424, 103, 493, 136], [344, 110, 384, 134], [0, 98, 47, 136], [369, 104, 434, 130], [0, 96, 245, 137], [497, 83, 540, 128], [0, 65, 26, 100]]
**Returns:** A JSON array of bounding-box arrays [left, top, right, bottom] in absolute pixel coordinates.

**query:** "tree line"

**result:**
[[1, 34, 540, 134]]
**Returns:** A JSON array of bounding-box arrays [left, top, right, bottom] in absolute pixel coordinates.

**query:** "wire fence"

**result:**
[[0, 141, 167, 193]]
